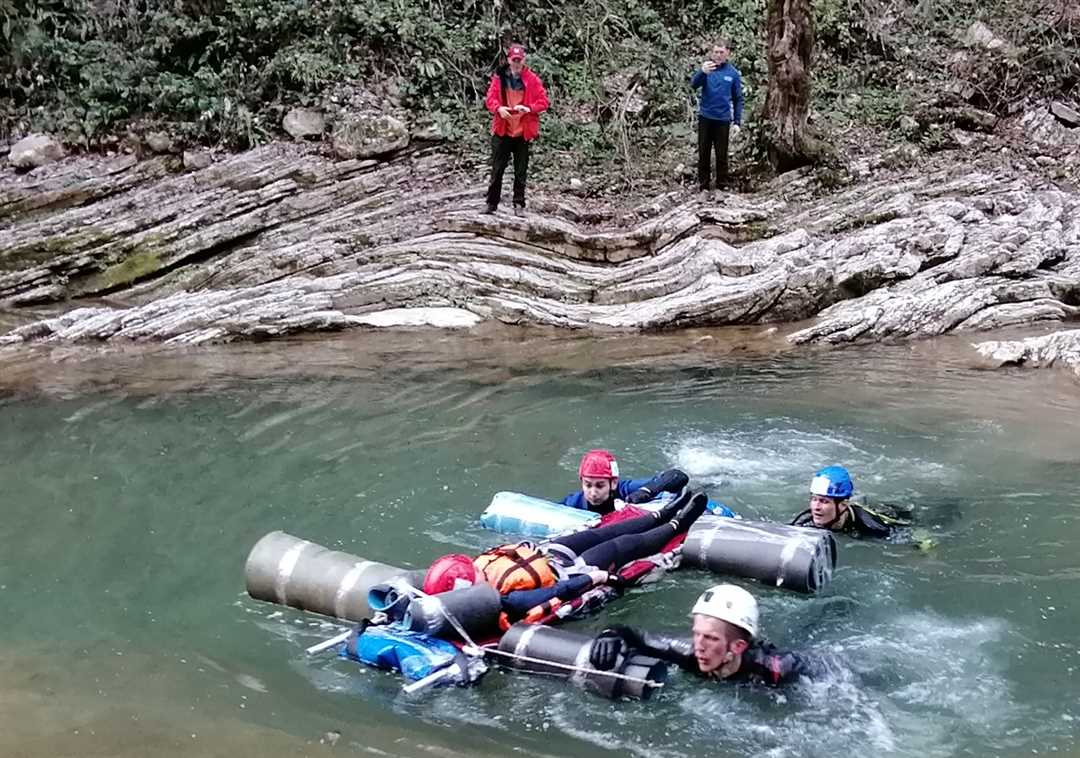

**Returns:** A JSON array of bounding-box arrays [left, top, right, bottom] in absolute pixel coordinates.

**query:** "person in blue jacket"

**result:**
[[560, 449, 689, 515], [690, 40, 744, 191]]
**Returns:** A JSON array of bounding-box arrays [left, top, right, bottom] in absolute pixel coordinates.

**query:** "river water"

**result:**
[[1, 326, 1078, 758]]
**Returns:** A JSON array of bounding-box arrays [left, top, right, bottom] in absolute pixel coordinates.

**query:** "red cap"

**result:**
[[579, 449, 619, 480], [423, 554, 478, 595], [507, 44, 526, 61]]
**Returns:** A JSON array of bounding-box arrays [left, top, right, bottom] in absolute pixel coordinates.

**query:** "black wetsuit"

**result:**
[[500, 491, 707, 618], [791, 502, 894, 539], [591, 626, 819, 686]]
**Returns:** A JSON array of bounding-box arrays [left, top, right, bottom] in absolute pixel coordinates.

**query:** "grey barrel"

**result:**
[[245, 531, 421, 621], [497, 623, 667, 701], [681, 516, 838, 594], [403, 583, 503, 641]]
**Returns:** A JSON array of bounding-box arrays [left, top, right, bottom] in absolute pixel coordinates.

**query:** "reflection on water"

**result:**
[[1, 325, 1078, 758]]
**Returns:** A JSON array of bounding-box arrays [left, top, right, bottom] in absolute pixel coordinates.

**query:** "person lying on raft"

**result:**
[[790, 465, 909, 539], [588, 584, 821, 686], [425, 489, 709, 622], [561, 449, 689, 515]]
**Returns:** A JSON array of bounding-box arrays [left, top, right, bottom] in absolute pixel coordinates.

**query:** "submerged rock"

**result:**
[[974, 330, 1080, 376]]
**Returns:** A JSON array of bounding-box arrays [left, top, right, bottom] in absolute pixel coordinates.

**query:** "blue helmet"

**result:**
[[810, 466, 853, 499]]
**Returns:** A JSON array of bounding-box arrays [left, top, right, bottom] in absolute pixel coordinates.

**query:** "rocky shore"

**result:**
[[1, 109, 1077, 366]]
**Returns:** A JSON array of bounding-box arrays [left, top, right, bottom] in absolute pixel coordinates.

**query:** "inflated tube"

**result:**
[[403, 583, 503, 641], [367, 581, 414, 621], [497, 623, 667, 701], [245, 531, 424, 621], [682, 516, 837, 594]]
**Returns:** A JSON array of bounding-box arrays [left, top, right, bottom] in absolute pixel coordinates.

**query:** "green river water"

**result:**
[[1, 327, 1078, 758]]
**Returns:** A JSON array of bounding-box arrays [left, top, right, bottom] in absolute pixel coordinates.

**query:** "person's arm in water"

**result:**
[[589, 624, 699, 672], [740, 642, 824, 685], [849, 504, 894, 538], [620, 469, 690, 504]]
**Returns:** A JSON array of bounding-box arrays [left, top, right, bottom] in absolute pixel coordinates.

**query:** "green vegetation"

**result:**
[[1, 0, 1076, 182]]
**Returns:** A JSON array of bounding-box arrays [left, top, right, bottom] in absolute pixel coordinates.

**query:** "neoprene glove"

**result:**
[[624, 487, 653, 505], [589, 630, 625, 670]]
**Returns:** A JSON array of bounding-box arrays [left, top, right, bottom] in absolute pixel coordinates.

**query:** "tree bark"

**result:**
[[763, 0, 817, 171]]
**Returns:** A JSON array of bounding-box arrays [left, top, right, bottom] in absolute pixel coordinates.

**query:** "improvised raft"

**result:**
[[244, 492, 837, 699]]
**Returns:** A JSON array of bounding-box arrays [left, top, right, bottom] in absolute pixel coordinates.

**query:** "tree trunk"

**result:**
[[763, 0, 817, 171]]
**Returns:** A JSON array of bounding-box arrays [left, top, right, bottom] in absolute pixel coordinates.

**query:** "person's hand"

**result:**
[[589, 630, 625, 670], [702, 60, 716, 73], [497, 106, 512, 119], [731, 123, 741, 138], [587, 569, 610, 586], [613, 498, 628, 511], [624, 488, 653, 505], [514, 104, 530, 113]]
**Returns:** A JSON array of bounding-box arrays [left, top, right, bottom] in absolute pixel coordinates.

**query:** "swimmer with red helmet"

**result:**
[[562, 449, 689, 515]]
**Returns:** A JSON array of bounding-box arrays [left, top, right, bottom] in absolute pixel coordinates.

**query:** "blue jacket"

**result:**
[[690, 62, 744, 124]]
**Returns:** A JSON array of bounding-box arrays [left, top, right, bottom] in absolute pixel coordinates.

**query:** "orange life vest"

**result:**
[[473, 543, 557, 595]]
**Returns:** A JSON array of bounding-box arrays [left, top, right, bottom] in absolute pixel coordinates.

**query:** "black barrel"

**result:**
[[681, 516, 838, 594], [245, 531, 423, 621], [403, 583, 503, 641], [497, 623, 667, 701]]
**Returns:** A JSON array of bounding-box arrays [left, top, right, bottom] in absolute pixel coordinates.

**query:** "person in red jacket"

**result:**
[[483, 43, 550, 215]]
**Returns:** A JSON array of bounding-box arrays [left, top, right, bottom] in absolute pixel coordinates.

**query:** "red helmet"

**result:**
[[423, 554, 478, 595], [578, 449, 619, 480]]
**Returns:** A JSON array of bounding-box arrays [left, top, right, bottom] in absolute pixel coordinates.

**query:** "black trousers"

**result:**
[[486, 134, 529, 208], [697, 116, 731, 190], [550, 513, 674, 572]]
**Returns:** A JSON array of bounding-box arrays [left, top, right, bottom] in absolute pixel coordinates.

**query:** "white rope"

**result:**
[[481, 646, 664, 688]]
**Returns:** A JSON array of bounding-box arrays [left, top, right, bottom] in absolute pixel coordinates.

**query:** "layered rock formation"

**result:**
[[1, 140, 1077, 348]]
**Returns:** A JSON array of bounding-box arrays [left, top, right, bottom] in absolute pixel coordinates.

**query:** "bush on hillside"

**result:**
[[1, 0, 1075, 175]]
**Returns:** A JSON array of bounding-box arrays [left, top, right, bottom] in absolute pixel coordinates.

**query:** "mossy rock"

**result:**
[[0, 231, 111, 271], [76, 240, 170, 295]]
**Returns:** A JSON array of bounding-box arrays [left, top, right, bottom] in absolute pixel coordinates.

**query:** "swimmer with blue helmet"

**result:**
[[790, 465, 898, 538]]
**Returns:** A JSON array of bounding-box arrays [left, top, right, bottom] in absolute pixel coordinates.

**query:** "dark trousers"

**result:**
[[551, 513, 674, 572], [486, 134, 529, 208], [697, 116, 731, 190]]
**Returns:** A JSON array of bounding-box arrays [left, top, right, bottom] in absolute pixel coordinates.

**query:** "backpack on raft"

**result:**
[[474, 543, 556, 595]]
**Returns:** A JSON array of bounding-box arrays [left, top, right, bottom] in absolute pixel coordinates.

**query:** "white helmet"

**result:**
[[690, 584, 759, 639]]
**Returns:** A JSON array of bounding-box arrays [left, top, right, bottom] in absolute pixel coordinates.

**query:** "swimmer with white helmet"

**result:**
[[589, 584, 821, 685]]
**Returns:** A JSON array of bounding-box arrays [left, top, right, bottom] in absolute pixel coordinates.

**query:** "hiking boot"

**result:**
[[668, 492, 709, 533], [483, 203, 497, 214]]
